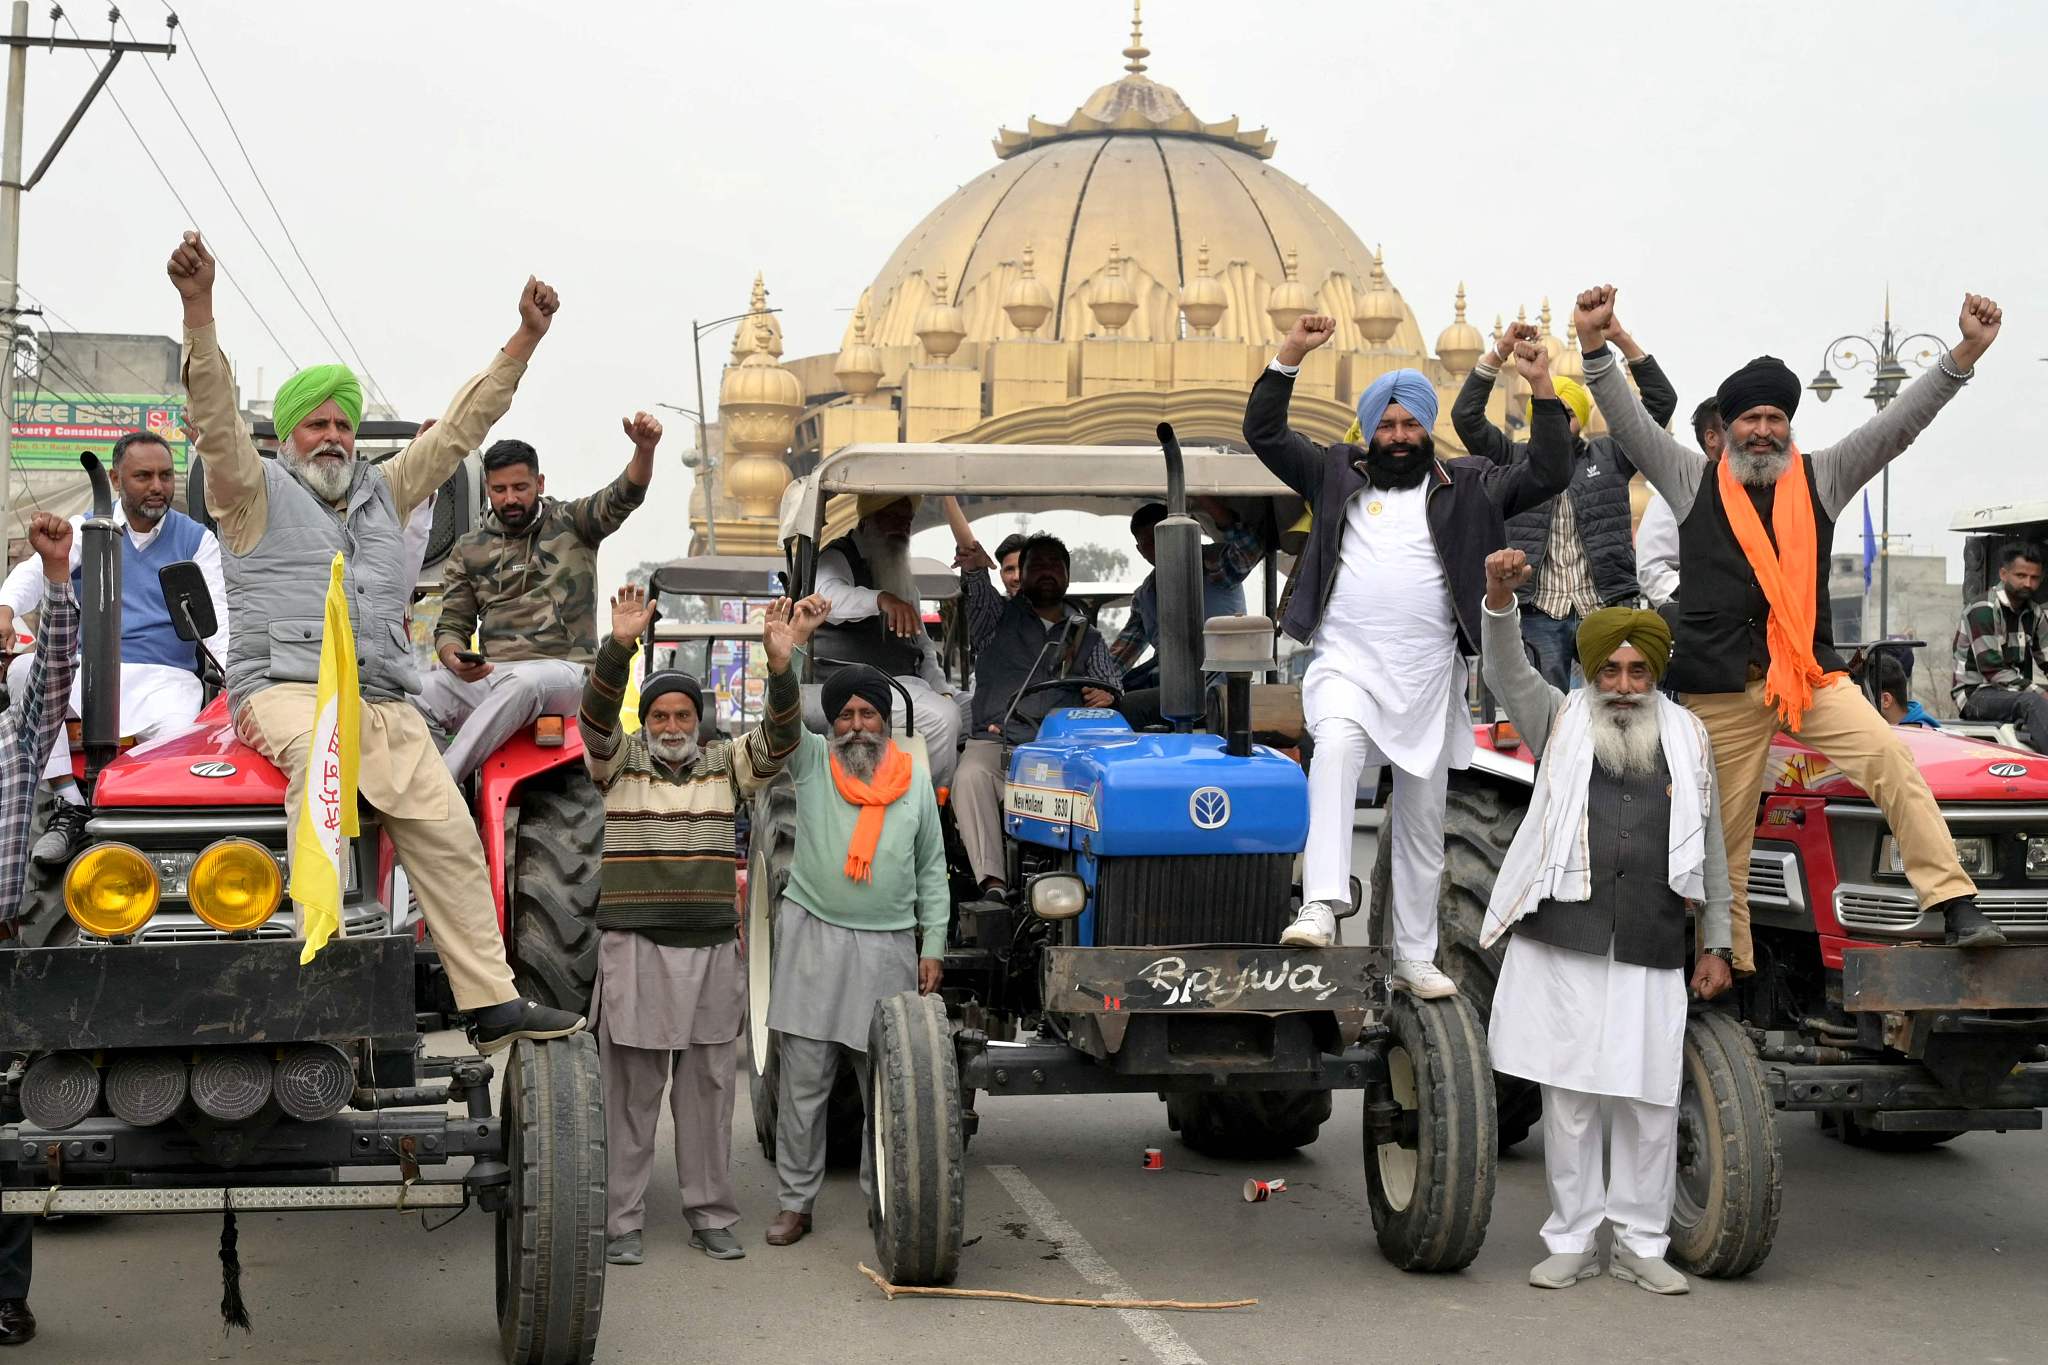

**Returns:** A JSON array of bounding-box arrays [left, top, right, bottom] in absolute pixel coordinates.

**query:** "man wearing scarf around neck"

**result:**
[[1245, 314, 1571, 996], [1574, 285, 2008, 967], [1478, 549, 1732, 1296], [764, 664, 948, 1247]]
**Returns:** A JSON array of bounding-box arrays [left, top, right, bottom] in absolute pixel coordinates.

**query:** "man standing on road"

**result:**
[[168, 229, 584, 1050], [1455, 315, 1678, 687], [1575, 284, 2008, 960], [1243, 313, 1570, 992], [421, 420, 657, 781], [1477, 548, 1732, 1296], [1951, 543, 2048, 753], [580, 583, 818, 1267], [765, 664, 948, 1248], [0, 513, 81, 1349]]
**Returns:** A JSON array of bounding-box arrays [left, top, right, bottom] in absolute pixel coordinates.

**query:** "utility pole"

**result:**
[[0, 2, 175, 548]]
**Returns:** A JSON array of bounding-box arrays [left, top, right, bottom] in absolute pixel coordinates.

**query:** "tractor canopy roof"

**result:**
[[1950, 499, 2048, 535], [649, 554, 961, 602]]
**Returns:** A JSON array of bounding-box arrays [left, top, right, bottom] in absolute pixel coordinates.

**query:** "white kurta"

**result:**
[[1488, 934, 1688, 1106]]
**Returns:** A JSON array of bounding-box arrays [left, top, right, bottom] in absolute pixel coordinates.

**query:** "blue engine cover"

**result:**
[[1004, 708, 1308, 857]]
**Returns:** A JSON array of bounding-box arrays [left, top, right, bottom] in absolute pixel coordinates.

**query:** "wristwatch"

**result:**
[[1707, 947, 1734, 964]]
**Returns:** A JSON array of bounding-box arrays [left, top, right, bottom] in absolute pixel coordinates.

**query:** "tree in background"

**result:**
[[1068, 543, 1129, 584]]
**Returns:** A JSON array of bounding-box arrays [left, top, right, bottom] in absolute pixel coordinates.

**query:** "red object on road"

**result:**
[[1243, 1178, 1287, 1202], [1141, 1147, 1163, 1170]]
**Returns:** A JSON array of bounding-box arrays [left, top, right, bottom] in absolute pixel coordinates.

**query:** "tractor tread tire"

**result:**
[[1669, 1010, 1782, 1279], [496, 1034, 607, 1365], [1165, 1089, 1332, 1159], [1365, 992, 1497, 1273], [868, 990, 965, 1286], [511, 775, 605, 1016]]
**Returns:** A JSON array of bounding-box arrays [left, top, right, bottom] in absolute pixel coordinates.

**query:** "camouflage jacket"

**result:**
[[435, 471, 647, 664]]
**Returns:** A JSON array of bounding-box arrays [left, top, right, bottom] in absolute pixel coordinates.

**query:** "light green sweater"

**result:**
[[783, 731, 950, 960]]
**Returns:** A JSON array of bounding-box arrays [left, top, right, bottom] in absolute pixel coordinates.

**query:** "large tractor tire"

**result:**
[[1363, 991, 1497, 1273], [1816, 1110, 1966, 1152], [495, 1035, 606, 1365], [1669, 1010, 1781, 1279], [868, 990, 965, 1286], [1370, 775, 1541, 1152], [1165, 1089, 1332, 1158], [510, 774, 604, 1016]]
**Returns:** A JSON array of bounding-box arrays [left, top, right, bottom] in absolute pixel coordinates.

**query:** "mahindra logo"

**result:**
[[189, 761, 237, 778], [1988, 761, 2029, 778], [1188, 786, 1231, 830]]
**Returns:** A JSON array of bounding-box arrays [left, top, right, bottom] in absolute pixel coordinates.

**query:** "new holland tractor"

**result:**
[[749, 429, 1499, 1286]]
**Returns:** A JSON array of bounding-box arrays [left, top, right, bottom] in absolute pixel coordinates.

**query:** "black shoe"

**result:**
[[30, 802, 89, 867], [0, 1299, 34, 1347], [1938, 896, 2009, 949], [468, 998, 586, 1054]]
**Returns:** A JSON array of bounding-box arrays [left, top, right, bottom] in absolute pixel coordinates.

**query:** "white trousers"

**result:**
[[413, 657, 585, 781], [1304, 715, 1445, 962], [1538, 1083, 1678, 1259], [5, 654, 203, 785]]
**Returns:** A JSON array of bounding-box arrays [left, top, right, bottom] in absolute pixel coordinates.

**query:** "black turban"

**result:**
[[1716, 355, 1801, 424], [638, 671, 704, 724], [822, 665, 894, 725]]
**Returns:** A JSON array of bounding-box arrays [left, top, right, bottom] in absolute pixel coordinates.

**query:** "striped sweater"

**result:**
[[580, 637, 801, 944]]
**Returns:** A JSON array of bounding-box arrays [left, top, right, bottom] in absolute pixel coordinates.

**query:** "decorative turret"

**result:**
[[730, 272, 783, 361], [1265, 246, 1312, 337], [1178, 239, 1227, 337], [1087, 239, 1137, 335], [914, 269, 967, 361], [1352, 244, 1401, 346], [717, 299, 803, 518], [1433, 282, 1484, 379], [834, 303, 885, 398], [1002, 243, 1055, 336], [1538, 296, 1566, 364]]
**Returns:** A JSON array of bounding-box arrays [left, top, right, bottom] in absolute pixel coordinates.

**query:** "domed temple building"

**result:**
[[691, 5, 1607, 553]]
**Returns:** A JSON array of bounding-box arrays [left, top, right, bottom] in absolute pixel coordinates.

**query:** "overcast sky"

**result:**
[[13, 0, 2045, 589]]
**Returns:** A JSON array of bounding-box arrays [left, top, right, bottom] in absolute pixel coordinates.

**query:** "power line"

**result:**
[[15, 284, 182, 397]]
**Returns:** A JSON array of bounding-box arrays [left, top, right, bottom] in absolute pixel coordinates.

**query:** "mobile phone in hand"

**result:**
[[453, 649, 486, 665]]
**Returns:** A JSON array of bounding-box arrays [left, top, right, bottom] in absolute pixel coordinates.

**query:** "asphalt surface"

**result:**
[[22, 821, 2048, 1365]]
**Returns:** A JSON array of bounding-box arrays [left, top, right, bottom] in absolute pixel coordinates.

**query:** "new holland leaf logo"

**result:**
[[1189, 786, 1231, 830]]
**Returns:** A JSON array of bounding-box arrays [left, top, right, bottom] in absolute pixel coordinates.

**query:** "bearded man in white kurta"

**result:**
[[1476, 548, 1734, 1296], [1244, 315, 1572, 997]]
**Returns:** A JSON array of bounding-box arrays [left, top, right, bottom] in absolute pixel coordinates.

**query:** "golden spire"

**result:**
[[1088, 239, 1138, 335], [1123, 0, 1148, 74], [1265, 245, 1312, 338], [1434, 281, 1483, 378], [834, 301, 885, 399], [1353, 243, 1400, 346], [732, 270, 782, 360], [1002, 242, 1055, 336], [1179, 238, 1227, 337]]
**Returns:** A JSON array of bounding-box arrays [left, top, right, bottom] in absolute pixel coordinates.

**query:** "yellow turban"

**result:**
[[856, 493, 922, 521], [1577, 605, 1672, 681], [1551, 376, 1592, 431]]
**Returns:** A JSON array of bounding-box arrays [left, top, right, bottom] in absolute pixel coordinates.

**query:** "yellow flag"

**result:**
[[294, 553, 361, 964]]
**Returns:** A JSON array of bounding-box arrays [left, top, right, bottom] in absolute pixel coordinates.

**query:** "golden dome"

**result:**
[[1434, 282, 1485, 378], [1000, 242, 1055, 336], [1087, 239, 1137, 334], [1179, 239, 1227, 336], [721, 314, 803, 412], [1352, 245, 1402, 345], [847, 11, 1427, 356], [834, 303, 885, 397], [914, 269, 967, 361]]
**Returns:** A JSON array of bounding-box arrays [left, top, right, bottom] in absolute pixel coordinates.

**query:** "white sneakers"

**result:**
[[1528, 1248, 1601, 1289], [1610, 1245, 1690, 1295], [1391, 959, 1457, 998], [1279, 902, 1339, 948]]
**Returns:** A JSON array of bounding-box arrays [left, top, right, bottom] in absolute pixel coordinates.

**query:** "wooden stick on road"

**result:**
[[857, 1262, 1257, 1312]]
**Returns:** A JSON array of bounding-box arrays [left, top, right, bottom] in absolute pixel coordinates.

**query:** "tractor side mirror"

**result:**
[[159, 561, 216, 643]]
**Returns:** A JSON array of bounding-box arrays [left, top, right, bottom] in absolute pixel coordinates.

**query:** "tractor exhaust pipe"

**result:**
[[1153, 423, 1204, 729], [78, 451, 122, 791]]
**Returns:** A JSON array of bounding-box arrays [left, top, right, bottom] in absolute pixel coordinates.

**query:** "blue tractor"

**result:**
[[756, 428, 1498, 1285]]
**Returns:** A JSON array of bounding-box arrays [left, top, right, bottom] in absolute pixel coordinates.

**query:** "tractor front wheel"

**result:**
[[1669, 1011, 1782, 1278], [495, 1035, 606, 1365], [1362, 991, 1497, 1273], [868, 990, 965, 1286]]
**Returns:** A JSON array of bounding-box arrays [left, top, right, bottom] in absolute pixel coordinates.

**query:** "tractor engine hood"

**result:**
[[87, 694, 288, 807], [1004, 709, 1307, 856], [1768, 727, 2048, 801]]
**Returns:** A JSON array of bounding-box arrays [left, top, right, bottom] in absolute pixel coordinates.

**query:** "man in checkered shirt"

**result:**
[[1953, 542, 2048, 754]]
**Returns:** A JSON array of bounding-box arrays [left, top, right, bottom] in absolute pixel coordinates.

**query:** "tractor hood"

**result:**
[[88, 694, 288, 807], [1767, 727, 2048, 802]]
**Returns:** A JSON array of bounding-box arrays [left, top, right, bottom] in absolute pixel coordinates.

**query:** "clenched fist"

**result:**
[[517, 276, 560, 337], [1572, 284, 1619, 353], [28, 513, 73, 578], [1484, 547, 1532, 608], [1492, 320, 1538, 366], [1278, 313, 1338, 366], [622, 411, 663, 452], [1952, 293, 2002, 369], [166, 230, 216, 301]]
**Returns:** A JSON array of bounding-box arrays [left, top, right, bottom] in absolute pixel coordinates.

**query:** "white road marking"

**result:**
[[987, 1163, 1208, 1365]]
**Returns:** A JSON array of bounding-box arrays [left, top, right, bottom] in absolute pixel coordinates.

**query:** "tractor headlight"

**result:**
[[64, 843, 161, 938], [1026, 872, 1088, 920], [1882, 835, 1992, 878], [189, 838, 284, 934], [2026, 835, 2048, 879]]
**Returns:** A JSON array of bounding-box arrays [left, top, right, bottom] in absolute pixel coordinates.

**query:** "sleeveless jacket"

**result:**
[[969, 600, 1105, 744], [1514, 750, 1689, 970], [77, 509, 208, 672], [811, 535, 926, 679]]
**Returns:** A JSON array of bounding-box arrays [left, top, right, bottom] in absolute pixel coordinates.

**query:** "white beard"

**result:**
[[288, 440, 357, 502], [1727, 431, 1792, 487], [1587, 688, 1662, 778], [647, 733, 699, 770], [852, 521, 919, 606], [831, 728, 886, 781]]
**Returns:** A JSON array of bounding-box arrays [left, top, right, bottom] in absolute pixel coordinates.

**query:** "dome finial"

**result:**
[[1122, 0, 1149, 75], [1454, 282, 1471, 323], [834, 301, 885, 398], [1435, 282, 1483, 378], [915, 269, 967, 361], [1088, 238, 1138, 335], [1179, 237, 1226, 337], [1002, 243, 1055, 336]]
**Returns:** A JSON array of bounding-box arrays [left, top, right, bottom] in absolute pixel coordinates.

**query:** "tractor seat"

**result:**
[[798, 682, 931, 772]]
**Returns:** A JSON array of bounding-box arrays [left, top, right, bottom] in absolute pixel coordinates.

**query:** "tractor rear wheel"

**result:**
[[495, 1035, 606, 1365], [1363, 991, 1497, 1272], [510, 774, 604, 1015], [1165, 1089, 1331, 1158], [1669, 1011, 1781, 1278], [868, 990, 965, 1286]]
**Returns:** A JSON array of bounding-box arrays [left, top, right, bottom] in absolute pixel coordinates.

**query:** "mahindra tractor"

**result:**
[[0, 453, 607, 1364], [750, 429, 1499, 1287]]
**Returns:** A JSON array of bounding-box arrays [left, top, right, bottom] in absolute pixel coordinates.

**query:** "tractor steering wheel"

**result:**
[[1016, 677, 1124, 703]]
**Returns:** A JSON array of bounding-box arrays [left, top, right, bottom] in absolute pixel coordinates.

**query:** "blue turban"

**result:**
[[1350, 368, 1440, 445]]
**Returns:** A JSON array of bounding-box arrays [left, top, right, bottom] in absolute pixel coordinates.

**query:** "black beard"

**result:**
[[1360, 434, 1434, 490], [498, 502, 536, 531]]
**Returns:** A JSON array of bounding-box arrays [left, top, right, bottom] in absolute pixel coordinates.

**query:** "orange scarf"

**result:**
[[829, 741, 913, 883], [1716, 447, 1844, 732]]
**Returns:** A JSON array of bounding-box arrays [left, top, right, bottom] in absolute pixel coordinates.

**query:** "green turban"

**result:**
[[271, 363, 363, 444], [1577, 605, 1672, 681]]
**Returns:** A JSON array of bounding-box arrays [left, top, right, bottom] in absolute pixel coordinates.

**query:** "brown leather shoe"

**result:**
[[764, 1210, 812, 1246]]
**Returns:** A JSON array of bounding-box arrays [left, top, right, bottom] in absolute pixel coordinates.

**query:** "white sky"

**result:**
[[13, 0, 2046, 589]]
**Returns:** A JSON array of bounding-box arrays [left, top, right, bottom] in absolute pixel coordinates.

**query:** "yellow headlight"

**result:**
[[189, 838, 283, 934], [64, 843, 161, 938]]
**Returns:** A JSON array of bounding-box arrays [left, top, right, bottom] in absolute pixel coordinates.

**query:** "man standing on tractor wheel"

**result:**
[[1477, 548, 1733, 1296], [0, 513, 82, 1349], [420, 419, 658, 781], [168, 229, 584, 1052], [1244, 314, 1570, 994], [579, 584, 819, 1267], [1575, 284, 2009, 964], [764, 664, 948, 1248]]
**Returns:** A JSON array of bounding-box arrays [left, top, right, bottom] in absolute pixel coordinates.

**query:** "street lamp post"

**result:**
[[670, 307, 780, 557], [1805, 293, 1948, 640]]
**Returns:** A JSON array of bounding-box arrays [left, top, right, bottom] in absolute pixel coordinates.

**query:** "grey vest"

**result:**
[[224, 459, 422, 708], [970, 598, 1104, 744], [1514, 751, 1689, 970]]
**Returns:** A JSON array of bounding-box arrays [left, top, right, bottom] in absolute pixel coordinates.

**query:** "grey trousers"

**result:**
[[773, 1033, 873, 1216], [601, 1036, 740, 1237], [954, 737, 1007, 885], [416, 657, 585, 781]]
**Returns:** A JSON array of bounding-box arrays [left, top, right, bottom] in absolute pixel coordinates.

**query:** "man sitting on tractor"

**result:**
[[1951, 541, 2047, 753], [1575, 283, 2009, 959], [1108, 497, 1264, 701], [419, 418, 658, 781], [811, 494, 963, 789], [1245, 314, 1571, 993], [950, 532, 1117, 896], [168, 229, 584, 1051], [1477, 548, 1733, 1296], [0, 431, 230, 866]]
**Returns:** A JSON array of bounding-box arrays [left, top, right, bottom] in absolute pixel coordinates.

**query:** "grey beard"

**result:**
[[852, 521, 919, 605], [1586, 689, 1662, 778], [647, 732, 699, 770], [831, 727, 886, 782], [1727, 432, 1792, 487], [288, 440, 356, 501]]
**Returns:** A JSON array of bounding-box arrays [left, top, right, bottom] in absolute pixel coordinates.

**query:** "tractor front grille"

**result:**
[[1092, 854, 1292, 946]]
